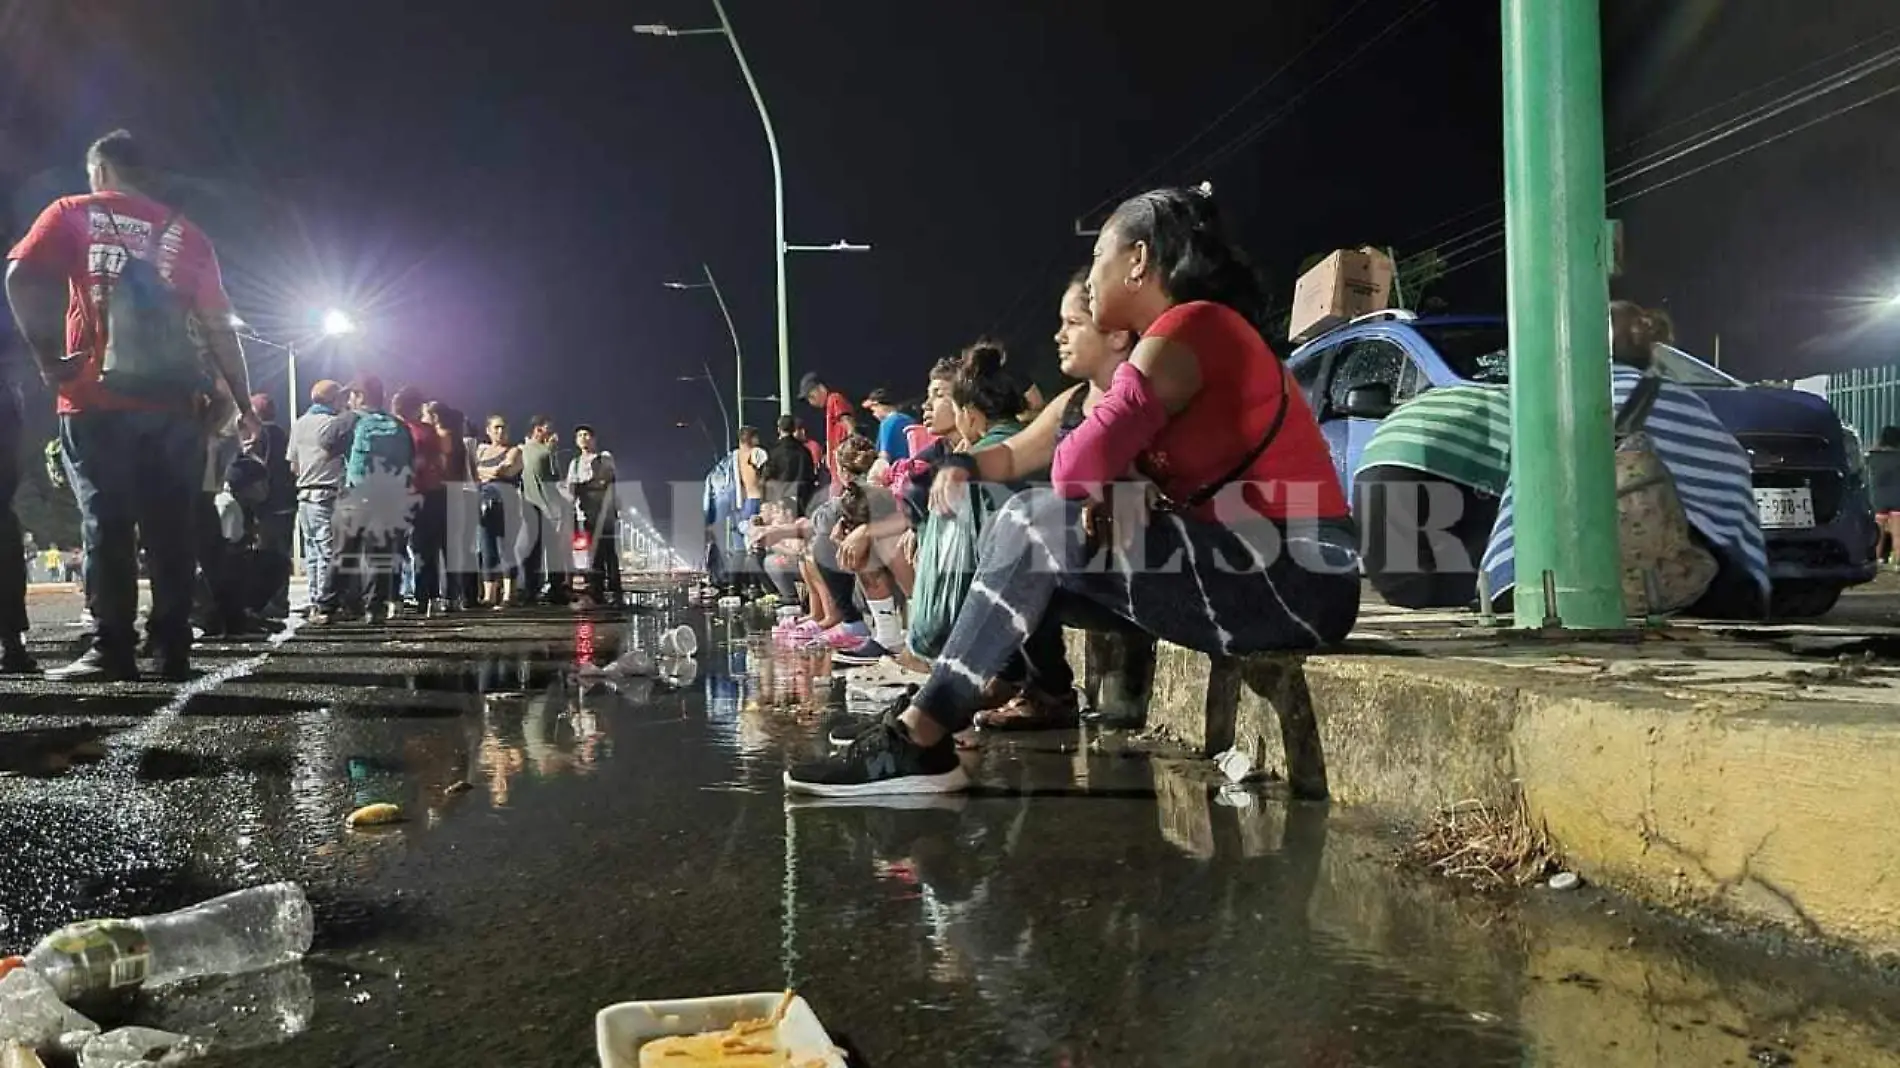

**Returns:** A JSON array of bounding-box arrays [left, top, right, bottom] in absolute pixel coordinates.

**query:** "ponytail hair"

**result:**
[[950, 338, 1022, 421], [1106, 183, 1267, 331]]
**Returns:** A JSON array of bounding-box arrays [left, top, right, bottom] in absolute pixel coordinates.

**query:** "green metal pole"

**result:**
[[1501, 0, 1624, 629]]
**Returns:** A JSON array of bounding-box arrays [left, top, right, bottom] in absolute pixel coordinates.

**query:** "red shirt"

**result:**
[[1139, 301, 1348, 522], [406, 420, 446, 494], [7, 192, 231, 415], [823, 391, 854, 480]]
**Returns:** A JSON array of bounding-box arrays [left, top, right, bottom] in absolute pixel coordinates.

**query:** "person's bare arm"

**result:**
[[191, 244, 257, 440], [4, 261, 74, 386], [980, 382, 1082, 481], [498, 446, 524, 479], [1128, 335, 1203, 413]]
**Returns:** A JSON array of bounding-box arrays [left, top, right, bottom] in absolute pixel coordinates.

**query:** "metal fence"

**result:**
[[1827, 365, 1900, 446]]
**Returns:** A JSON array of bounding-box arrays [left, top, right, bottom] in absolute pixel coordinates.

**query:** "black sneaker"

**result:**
[[828, 686, 917, 747], [45, 647, 139, 683], [153, 648, 193, 683], [0, 644, 37, 675], [786, 718, 968, 798], [834, 640, 894, 667]]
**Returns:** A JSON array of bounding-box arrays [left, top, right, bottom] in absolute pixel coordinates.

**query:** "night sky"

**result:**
[[4, 0, 1900, 509]]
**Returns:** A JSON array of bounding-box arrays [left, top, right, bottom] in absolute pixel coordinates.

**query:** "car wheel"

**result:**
[[1770, 582, 1843, 619]]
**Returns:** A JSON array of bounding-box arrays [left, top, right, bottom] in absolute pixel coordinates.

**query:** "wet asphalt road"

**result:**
[[2, 586, 1899, 1067]]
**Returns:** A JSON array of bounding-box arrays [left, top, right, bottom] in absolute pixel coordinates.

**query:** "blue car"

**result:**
[[1286, 311, 1877, 617]]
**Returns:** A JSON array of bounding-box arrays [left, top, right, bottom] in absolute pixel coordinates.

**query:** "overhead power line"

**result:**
[[1400, 33, 1900, 275], [1072, 0, 1428, 231], [1179, 0, 1440, 179]]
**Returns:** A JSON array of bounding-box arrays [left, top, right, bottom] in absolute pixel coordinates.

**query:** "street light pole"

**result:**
[[703, 264, 743, 424], [678, 368, 733, 448], [664, 264, 744, 427], [1501, 0, 1623, 629], [635, 9, 872, 418], [703, 0, 792, 420]]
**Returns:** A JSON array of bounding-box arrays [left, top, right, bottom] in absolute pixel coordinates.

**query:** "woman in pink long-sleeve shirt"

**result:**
[[789, 187, 1359, 798]]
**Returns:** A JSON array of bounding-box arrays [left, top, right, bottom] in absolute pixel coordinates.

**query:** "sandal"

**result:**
[[977, 678, 1022, 712], [976, 688, 1081, 732]]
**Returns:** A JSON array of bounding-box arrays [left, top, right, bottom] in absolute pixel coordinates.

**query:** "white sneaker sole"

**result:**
[[782, 765, 970, 798]]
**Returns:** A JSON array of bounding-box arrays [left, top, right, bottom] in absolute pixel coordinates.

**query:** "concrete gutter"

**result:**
[[1067, 622, 1900, 957]]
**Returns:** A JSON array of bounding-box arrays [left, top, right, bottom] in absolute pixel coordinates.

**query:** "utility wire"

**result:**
[[1399, 37, 1900, 274], [1073, 0, 1386, 229], [1180, 0, 1441, 179], [1400, 78, 1900, 300], [1610, 23, 1900, 156]]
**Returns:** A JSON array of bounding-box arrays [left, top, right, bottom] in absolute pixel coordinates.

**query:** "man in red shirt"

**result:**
[[798, 372, 855, 490], [5, 130, 253, 681]]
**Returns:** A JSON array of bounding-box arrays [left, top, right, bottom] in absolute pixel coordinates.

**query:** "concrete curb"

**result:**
[[1067, 629, 1900, 957]]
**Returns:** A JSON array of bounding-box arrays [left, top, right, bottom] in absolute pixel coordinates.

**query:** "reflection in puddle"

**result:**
[[8, 597, 1900, 1067]]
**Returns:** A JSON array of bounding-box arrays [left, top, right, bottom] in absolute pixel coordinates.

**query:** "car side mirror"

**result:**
[[1342, 384, 1395, 419]]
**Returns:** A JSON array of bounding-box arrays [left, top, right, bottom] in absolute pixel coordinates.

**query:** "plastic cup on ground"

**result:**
[[658, 626, 698, 658]]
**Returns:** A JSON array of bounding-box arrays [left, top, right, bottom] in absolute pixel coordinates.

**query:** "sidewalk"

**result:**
[[1075, 578, 1900, 957]]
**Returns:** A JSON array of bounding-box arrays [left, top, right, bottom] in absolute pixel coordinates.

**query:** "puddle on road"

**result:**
[[0, 723, 113, 777], [4, 605, 1899, 1067]]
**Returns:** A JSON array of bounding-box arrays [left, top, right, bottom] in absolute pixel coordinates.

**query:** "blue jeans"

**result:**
[[298, 496, 338, 611], [60, 409, 200, 657]]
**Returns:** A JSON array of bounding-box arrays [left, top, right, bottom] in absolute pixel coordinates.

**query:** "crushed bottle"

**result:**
[[0, 966, 97, 1049], [22, 883, 313, 1006], [77, 1027, 204, 1068]]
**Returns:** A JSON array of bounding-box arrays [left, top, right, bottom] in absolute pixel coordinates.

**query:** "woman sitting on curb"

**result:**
[[788, 186, 1360, 797]]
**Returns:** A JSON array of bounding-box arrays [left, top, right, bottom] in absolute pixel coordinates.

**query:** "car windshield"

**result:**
[[1414, 324, 1510, 383], [1413, 324, 1743, 389]]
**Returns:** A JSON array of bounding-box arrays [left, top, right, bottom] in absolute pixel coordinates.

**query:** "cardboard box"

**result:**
[[1288, 247, 1395, 343]]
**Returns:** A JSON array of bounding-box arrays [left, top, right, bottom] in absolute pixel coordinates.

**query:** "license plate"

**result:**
[[1753, 487, 1816, 530]]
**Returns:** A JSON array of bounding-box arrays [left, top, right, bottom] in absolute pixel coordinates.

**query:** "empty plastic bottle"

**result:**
[[22, 883, 313, 1005]]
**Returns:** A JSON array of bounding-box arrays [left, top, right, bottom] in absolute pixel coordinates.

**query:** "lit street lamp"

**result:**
[[321, 309, 357, 337], [635, 3, 871, 416]]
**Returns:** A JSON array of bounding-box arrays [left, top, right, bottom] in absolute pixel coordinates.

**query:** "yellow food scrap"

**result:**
[[345, 803, 405, 828]]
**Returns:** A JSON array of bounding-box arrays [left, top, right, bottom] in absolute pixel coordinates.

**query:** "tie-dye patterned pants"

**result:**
[[913, 487, 1360, 733]]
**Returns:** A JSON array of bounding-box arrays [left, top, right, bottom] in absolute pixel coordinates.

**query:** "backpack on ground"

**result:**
[[95, 205, 209, 402]]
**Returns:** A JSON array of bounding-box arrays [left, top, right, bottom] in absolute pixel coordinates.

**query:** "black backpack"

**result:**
[[95, 205, 210, 401]]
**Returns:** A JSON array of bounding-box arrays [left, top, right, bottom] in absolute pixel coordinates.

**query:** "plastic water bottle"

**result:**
[[22, 883, 313, 1005]]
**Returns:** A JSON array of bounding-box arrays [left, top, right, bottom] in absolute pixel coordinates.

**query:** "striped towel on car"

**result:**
[[1481, 367, 1769, 601]]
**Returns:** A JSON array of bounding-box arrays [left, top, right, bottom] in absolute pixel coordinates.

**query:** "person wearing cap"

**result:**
[[798, 371, 856, 492], [861, 387, 915, 484], [289, 380, 347, 621]]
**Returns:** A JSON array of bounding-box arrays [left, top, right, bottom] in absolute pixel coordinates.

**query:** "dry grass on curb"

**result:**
[[1406, 795, 1559, 893]]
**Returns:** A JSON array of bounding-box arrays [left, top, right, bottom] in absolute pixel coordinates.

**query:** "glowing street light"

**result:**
[[321, 309, 357, 337]]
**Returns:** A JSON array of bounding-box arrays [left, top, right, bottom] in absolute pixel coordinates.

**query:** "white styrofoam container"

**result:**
[[596, 992, 846, 1068]]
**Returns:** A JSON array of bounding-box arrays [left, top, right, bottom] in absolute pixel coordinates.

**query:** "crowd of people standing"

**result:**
[[2, 129, 627, 683]]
